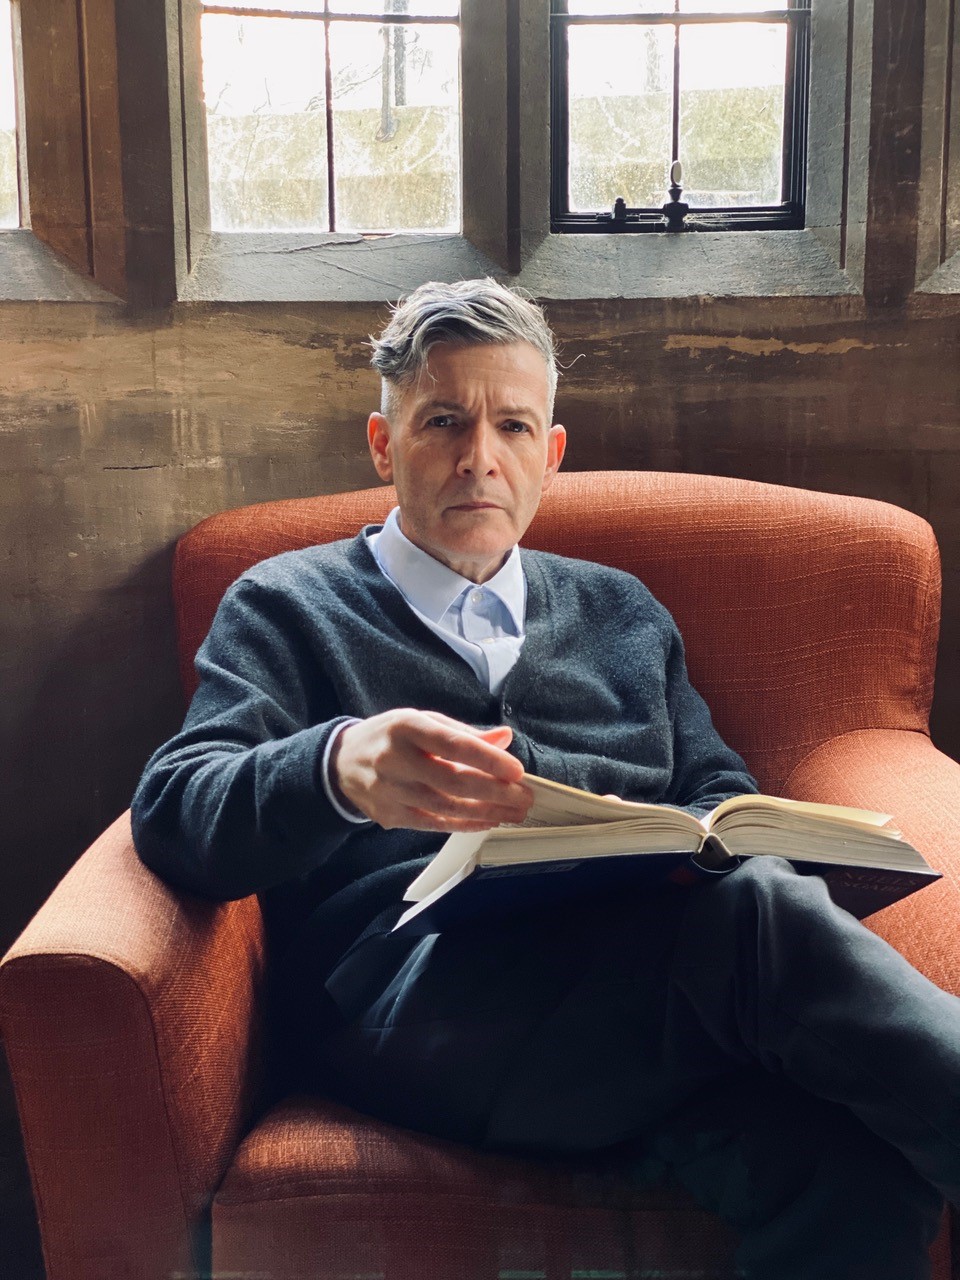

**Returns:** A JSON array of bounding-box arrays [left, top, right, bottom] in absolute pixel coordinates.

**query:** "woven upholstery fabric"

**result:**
[[212, 1095, 743, 1280], [173, 471, 940, 793], [783, 729, 960, 994], [0, 812, 267, 1280]]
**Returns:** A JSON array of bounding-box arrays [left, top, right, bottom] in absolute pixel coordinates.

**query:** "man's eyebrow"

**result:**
[[419, 400, 467, 414], [418, 399, 543, 421]]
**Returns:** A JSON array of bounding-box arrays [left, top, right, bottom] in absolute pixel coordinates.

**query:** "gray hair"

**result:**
[[370, 278, 558, 420]]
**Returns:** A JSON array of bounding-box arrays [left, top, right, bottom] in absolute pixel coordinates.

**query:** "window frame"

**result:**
[[2, 0, 956, 306], [0, 0, 177, 305], [196, 1, 463, 237], [549, 1, 811, 234]]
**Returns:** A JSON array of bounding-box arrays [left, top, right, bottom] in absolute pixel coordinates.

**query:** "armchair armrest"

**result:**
[[0, 811, 267, 1280], [782, 729, 960, 994]]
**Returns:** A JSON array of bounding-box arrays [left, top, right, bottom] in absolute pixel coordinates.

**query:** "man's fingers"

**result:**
[[478, 725, 513, 746], [332, 709, 530, 833], [400, 794, 529, 832], [403, 718, 524, 782], [406, 752, 529, 805]]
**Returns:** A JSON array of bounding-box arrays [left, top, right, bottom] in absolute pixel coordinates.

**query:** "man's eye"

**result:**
[[426, 415, 457, 428], [503, 421, 530, 434]]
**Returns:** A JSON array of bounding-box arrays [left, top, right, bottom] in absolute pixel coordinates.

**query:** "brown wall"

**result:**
[[2, 292, 959, 955]]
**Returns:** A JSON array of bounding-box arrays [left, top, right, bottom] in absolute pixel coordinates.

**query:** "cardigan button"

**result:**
[[503, 703, 513, 716]]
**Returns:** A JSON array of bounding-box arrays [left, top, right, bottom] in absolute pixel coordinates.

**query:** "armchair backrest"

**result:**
[[173, 471, 940, 793]]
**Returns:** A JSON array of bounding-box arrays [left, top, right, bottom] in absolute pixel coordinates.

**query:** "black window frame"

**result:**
[[549, 0, 811, 233]]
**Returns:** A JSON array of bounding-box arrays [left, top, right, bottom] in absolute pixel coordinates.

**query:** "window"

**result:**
[[549, 0, 810, 232], [0, 0, 20, 228], [199, 0, 461, 233]]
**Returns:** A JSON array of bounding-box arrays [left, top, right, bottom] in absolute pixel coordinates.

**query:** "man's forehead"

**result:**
[[406, 340, 550, 412]]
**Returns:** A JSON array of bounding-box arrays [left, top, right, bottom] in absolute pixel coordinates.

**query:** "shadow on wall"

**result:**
[[2, 546, 185, 955]]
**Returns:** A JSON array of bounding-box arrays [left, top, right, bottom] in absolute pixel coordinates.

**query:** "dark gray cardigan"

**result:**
[[131, 530, 756, 1003]]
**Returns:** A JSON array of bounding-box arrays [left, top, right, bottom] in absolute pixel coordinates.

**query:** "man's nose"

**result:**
[[456, 422, 499, 477]]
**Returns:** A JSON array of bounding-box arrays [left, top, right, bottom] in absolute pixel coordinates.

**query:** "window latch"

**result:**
[[662, 160, 689, 232], [599, 196, 630, 231]]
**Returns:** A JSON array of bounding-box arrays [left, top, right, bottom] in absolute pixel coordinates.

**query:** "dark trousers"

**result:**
[[315, 857, 958, 1279]]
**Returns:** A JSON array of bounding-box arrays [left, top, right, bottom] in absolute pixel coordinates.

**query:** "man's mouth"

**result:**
[[448, 501, 500, 511]]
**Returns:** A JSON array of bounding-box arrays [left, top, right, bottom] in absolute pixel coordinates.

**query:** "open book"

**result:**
[[393, 775, 940, 937]]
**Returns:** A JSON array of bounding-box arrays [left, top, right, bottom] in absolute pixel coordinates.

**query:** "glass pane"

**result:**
[[205, 1, 325, 10], [330, 20, 460, 232], [679, 2, 788, 10], [679, 21, 786, 206], [567, 24, 673, 212], [567, 2, 789, 10], [329, 1, 459, 14], [567, 3, 675, 14], [202, 13, 329, 231], [0, 0, 18, 229]]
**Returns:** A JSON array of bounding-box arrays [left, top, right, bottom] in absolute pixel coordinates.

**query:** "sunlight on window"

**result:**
[[0, 0, 18, 229], [680, 22, 786, 206], [201, 2, 461, 233], [568, 25, 674, 211]]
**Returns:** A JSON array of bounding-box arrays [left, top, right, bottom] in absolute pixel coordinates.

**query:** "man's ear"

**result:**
[[541, 424, 567, 492], [367, 413, 393, 482]]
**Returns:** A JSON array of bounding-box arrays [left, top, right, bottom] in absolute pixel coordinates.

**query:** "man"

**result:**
[[133, 279, 958, 1279]]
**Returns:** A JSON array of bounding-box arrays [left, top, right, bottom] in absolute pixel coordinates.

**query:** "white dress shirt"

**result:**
[[322, 507, 528, 822]]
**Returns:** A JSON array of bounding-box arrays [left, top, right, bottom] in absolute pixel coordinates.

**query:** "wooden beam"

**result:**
[[114, 0, 179, 306], [18, 0, 92, 276], [82, 0, 126, 297], [461, 0, 509, 269], [863, 0, 926, 306]]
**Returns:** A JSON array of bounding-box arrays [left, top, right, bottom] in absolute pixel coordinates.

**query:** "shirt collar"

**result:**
[[371, 507, 526, 630]]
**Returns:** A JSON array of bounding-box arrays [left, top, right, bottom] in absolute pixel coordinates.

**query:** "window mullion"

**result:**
[[671, 10, 680, 177], [323, 6, 335, 232]]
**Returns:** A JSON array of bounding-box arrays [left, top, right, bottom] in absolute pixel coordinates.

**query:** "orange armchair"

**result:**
[[2, 471, 959, 1280]]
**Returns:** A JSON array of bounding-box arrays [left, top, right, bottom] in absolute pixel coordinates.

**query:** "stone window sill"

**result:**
[[179, 228, 860, 304], [0, 232, 119, 304]]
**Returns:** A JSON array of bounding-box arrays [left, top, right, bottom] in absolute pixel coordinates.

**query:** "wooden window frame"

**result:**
[[6, 0, 179, 304], [172, 0, 543, 281]]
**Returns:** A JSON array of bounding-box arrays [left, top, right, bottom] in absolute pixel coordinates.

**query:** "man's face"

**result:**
[[367, 340, 566, 583]]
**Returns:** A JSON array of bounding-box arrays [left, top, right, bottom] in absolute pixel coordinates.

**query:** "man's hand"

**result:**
[[330, 709, 533, 832]]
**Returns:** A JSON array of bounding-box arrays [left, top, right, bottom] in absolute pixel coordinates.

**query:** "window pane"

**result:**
[[567, 3, 790, 15], [330, 20, 460, 232], [202, 2, 323, 11], [205, 1, 325, 10], [567, 3, 673, 14], [0, 0, 18, 229], [678, 21, 786, 206], [202, 13, 329, 231], [328, 1, 459, 14], [680, 2, 788, 10], [567, 24, 673, 212]]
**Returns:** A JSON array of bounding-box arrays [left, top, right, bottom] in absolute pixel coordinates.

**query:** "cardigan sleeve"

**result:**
[[132, 575, 364, 901], [661, 625, 759, 814]]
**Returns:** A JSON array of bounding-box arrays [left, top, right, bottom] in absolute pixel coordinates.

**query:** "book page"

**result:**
[[520, 774, 705, 836], [403, 831, 485, 902], [708, 792, 894, 835]]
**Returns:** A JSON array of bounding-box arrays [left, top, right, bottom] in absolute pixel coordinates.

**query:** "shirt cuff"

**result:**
[[321, 719, 371, 824]]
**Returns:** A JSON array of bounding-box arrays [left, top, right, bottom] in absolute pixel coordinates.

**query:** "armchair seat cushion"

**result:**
[[212, 1095, 741, 1279]]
